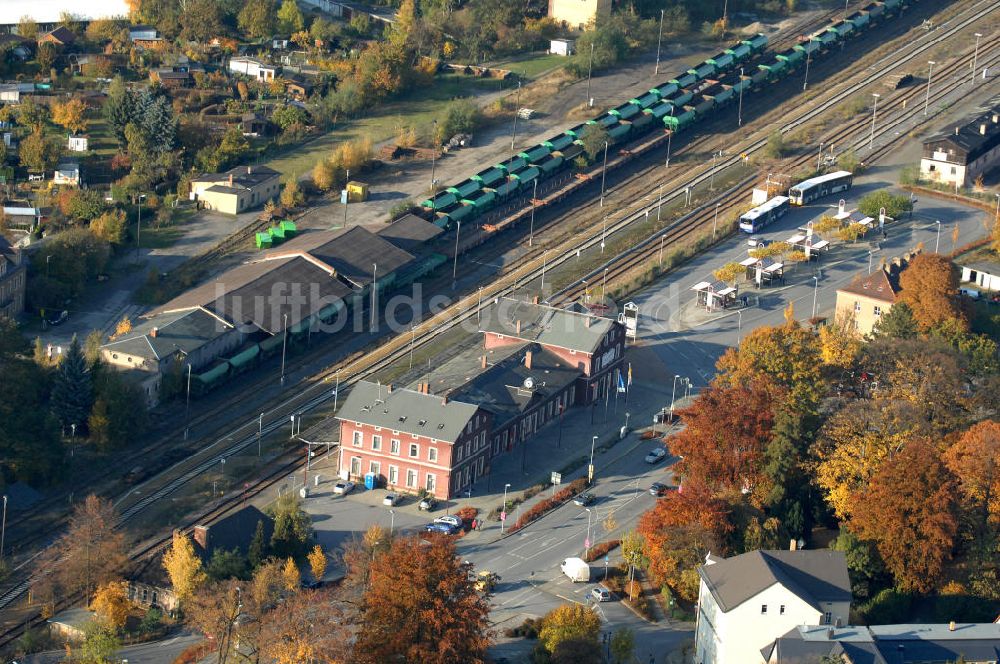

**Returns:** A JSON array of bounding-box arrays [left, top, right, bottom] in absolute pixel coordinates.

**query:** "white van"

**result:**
[[560, 557, 590, 583], [959, 287, 981, 300]]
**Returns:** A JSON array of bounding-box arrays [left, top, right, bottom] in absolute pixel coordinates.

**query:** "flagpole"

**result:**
[[623, 363, 631, 408], [613, 368, 620, 414]]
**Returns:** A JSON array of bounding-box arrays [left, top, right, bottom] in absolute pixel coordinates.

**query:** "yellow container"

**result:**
[[346, 181, 369, 202]]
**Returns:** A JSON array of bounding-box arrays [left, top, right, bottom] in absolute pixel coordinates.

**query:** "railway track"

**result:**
[[0, 0, 992, 648], [550, 23, 1000, 307]]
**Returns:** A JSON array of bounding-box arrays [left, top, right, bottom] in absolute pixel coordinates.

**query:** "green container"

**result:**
[[268, 226, 285, 242], [227, 344, 260, 370], [425, 191, 458, 210], [473, 167, 506, 188], [544, 134, 575, 151], [518, 145, 551, 163], [255, 232, 272, 249], [511, 166, 540, 185], [447, 179, 480, 198], [279, 220, 297, 236]]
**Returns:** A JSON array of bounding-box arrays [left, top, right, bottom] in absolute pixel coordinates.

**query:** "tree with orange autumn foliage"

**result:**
[[945, 420, 1000, 538], [353, 535, 491, 664], [897, 253, 966, 332], [260, 588, 351, 664], [850, 440, 959, 594], [637, 485, 729, 601], [669, 380, 778, 500]]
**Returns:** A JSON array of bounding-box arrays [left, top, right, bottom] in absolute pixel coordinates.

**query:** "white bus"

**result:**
[[788, 171, 853, 205], [738, 196, 790, 233]]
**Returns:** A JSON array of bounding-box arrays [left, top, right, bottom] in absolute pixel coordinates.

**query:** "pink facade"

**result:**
[[338, 410, 491, 500]]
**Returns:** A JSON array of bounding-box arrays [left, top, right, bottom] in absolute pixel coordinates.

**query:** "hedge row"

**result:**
[[507, 478, 588, 534], [584, 539, 621, 563]]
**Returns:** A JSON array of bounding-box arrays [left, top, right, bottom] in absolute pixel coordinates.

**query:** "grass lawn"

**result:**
[[488, 52, 567, 80], [265, 72, 501, 177]]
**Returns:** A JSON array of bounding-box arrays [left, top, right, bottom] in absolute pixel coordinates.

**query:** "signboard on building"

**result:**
[[550, 472, 562, 485]]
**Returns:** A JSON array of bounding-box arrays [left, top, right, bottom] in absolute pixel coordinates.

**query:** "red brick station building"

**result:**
[[336, 298, 626, 499]]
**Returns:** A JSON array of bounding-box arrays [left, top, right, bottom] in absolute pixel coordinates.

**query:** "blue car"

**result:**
[[424, 522, 459, 535]]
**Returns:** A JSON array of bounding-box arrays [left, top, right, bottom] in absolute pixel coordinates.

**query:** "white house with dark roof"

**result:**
[[694, 548, 852, 664], [189, 165, 281, 214], [920, 95, 1000, 187]]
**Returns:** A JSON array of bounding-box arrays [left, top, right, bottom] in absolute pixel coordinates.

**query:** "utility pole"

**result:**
[[280, 313, 288, 386], [343, 168, 350, 228], [599, 141, 609, 207], [184, 364, 192, 441], [258, 413, 263, 457], [452, 221, 461, 285], [972, 33, 983, 85], [585, 42, 595, 108], [528, 178, 538, 246], [371, 263, 378, 331], [430, 120, 438, 193], [510, 79, 522, 154], [869, 93, 880, 150], [817, 141, 824, 171], [924, 61, 935, 115], [803, 51, 811, 91], [654, 9, 665, 75], [737, 67, 744, 127]]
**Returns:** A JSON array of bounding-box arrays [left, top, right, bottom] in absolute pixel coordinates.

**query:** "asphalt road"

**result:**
[[19, 630, 201, 664]]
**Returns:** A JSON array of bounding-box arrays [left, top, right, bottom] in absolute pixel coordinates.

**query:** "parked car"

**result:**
[[383, 493, 401, 506], [123, 466, 147, 485], [645, 448, 667, 464], [573, 492, 596, 507], [434, 515, 462, 529], [591, 585, 612, 602], [418, 496, 438, 511], [333, 480, 355, 495], [424, 522, 459, 535]]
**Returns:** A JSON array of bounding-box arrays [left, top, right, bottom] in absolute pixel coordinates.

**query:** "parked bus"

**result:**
[[788, 171, 853, 205], [738, 196, 790, 233]]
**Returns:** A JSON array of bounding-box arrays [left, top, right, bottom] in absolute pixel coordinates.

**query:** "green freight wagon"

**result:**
[[777, 49, 805, 68], [610, 102, 641, 120], [596, 113, 618, 128], [847, 11, 870, 30], [255, 232, 272, 249], [651, 82, 679, 99], [607, 121, 632, 142], [631, 112, 654, 131], [751, 66, 770, 86], [194, 361, 230, 393], [227, 345, 260, 374], [473, 166, 506, 188], [691, 62, 717, 80], [745, 33, 768, 53], [794, 38, 821, 56], [543, 133, 575, 151], [498, 156, 528, 173], [535, 153, 565, 174], [758, 59, 788, 80], [816, 29, 838, 47], [259, 333, 284, 357], [664, 108, 696, 131], [518, 144, 551, 163], [462, 189, 496, 210], [447, 179, 481, 198], [279, 220, 297, 237], [443, 201, 476, 224], [705, 84, 734, 106], [671, 90, 694, 107], [511, 166, 540, 186], [558, 142, 584, 162], [727, 42, 752, 62], [565, 123, 589, 139], [731, 77, 752, 96], [422, 191, 458, 211], [631, 91, 661, 110], [693, 97, 715, 115], [707, 52, 734, 70], [494, 177, 520, 199], [317, 300, 345, 323], [646, 100, 676, 121], [828, 20, 854, 38], [672, 72, 698, 89]]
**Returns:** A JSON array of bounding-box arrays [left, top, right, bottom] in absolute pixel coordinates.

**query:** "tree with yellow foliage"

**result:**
[[307, 545, 327, 584], [819, 312, 861, 368], [312, 159, 336, 192], [114, 315, 132, 339], [162, 530, 207, 602], [538, 604, 601, 656], [91, 580, 131, 630], [52, 97, 88, 134], [282, 557, 300, 591], [713, 261, 744, 285]]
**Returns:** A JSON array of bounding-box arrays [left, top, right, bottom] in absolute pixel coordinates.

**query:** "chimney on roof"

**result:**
[[532, 296, 539, 305], [441, 395, 449, 405], [993, 114, 999, 124], [827, 627, 834, 640], [949, 620, 956, 631], [387, 384, 393, 393], [481, 354, 487, 369], [247, 165, 252, 174], [150, 327, 158, 338], [955, 126, 960, 135], [228, 173, 234, 186], [515, 319, 521, 334], [981, 123, 988, 135], [525, 350, 533, 369], [789, 538, 797, 551]]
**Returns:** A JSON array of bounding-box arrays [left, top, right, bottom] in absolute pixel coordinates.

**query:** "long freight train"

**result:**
[[418, 0, 911, 231]]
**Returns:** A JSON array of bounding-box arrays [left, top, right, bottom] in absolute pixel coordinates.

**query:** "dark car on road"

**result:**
[[424, 522, 460, 535], [573, 492, 596, 507], [649, 482, 675, 497]]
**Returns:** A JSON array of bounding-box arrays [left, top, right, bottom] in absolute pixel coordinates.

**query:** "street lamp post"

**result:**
[[344, 169, 350, 228], [803, 51, 811, 91], [811, 276, 819, 319], [134, 193, 146, 262], [529, 178, 538, 247], [258, 413, 263, 457], [669, 374, 680, 422], [935, 220, 941, 253], [408, 324, 416, 369], [184, 364, 192, 441], [601, 267, 608, 302], [710, 150, 721, 191], [585, 508, 593, 558], [601, 216, 607, 253], [713, 203, 720, 239], [501, 483, 511, 534], [510, 79, 522, 154], [389, 509, 395, 536], [737, 67, 744, 126], [654, 9, 665, 76], [452, 222, 461, 285], [972, 34, 982, 85], [817, 141, 824, 171], [924, 61, 935, 115], [599, 141, 609, 207], [371, 263, 378, 331], [541, 250, 548, 292], [657, 183, 663, 221], [46, 254, 52, 279], [585, 42, 595, 107], [430, 120, 438, 192], [1, 495, 6, 565], [869, 93, 880, 150], [589, 435, 597, 484], [737, 309, 743, 345], [279, 313, 288, 386]]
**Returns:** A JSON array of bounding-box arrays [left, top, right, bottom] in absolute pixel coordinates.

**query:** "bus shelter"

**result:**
[[740, 256, 785, 286], [786, 229, 830, 260], [691, 280, 738, 311]]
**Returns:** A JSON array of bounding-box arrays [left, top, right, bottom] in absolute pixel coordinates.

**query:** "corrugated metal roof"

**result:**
[[336, 380, 479, 443], [478, 297, 614, 355]]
